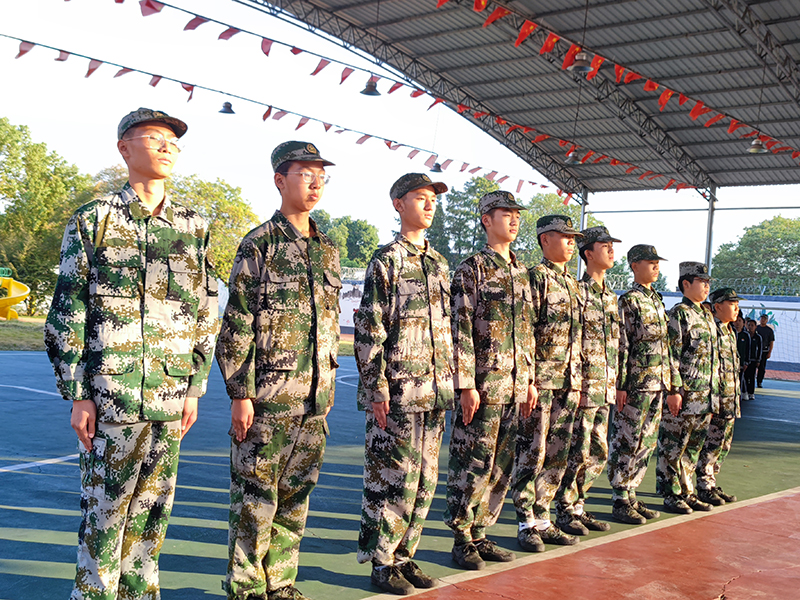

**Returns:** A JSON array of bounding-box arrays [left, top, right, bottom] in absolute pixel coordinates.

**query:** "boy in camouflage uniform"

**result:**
[[355, 173, 454, 595], [555, 226, 621, 536], [445, 191, 536, 570], [216, 141, 340, 600], [696, 288, 741, 506], [512, 215, 583, 550], [656, 262, 719, 514], [45, 108, 219, 600], [607, 245, 680, 525]]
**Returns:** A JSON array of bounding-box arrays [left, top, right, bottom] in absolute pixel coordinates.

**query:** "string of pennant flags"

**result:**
[[3, 32, 573, 200], [48, 0, 717, 196], [435, 0, 800, 163]]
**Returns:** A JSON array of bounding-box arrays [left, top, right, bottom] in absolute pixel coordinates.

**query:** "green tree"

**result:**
[[169, 175, 259, 283], [0, 118, 94, 315], [606, 258, 633, 291], [310, 210, 379, 268], [712, 216, 800, 281], [309, 208, 333, 233]]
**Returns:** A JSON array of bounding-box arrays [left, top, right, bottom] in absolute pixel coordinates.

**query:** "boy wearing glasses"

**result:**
[[355, 173, 453, 595], [45, 108, 219, 600], [216, 141, 341, 600]]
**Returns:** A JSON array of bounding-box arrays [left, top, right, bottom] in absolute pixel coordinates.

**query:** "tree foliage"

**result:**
[[0, 118, 94, 314], [712, 216, 800, 281], [311, 209, 379, 267], [607, 258, 669, 292], [433, 177, 604, 274]]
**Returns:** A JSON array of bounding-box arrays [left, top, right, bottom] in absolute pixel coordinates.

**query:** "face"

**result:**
[[117, 123, 180, 181], [747, 321, 757, 334], [484, 208, 520, 244], [585, 241, 615, 270], [631, 260, 660, 284], [275, 161, 326, 213], [394, 186, 437, 231], [684, 277, 711, 303], [542, 231, 576, 263], [760, 315, 768, 326], [733, 315, 744, 331], [715, 300, 739, 324]]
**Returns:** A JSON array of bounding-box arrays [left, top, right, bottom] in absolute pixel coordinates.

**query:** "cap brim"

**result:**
[[134, 116, 188, 139], [430, 181, 448, 195]]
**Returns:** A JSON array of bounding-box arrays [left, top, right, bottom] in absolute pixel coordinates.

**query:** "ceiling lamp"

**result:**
[[748, 139, 768, 154], [568, 51, 592, 73], [564, 150, 581, 164], [747, 64, 768, 155], [219, 102, 235, 114], [361, 80, 381, 96], [430, 162, 443, 173]]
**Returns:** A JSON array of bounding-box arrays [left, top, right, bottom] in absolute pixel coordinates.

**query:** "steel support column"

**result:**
[[577, 190, 588, 279], [705, 186, 717, 270]]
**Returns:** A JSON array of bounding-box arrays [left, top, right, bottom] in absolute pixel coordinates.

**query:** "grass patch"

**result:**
[[0, 318, 46, 351], [339, 340, 354, 356]]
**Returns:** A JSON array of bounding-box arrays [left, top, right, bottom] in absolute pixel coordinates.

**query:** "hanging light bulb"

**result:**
[[565, 151, 581, 164], [748, 138, 768, 154], [568, 51, 592, 73], [219, 102, 235, 114], [360, 80, 381, 96], [430, 162, 443, 173]]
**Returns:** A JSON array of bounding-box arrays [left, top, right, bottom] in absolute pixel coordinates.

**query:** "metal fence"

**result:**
[[711, 278, 800, 297]]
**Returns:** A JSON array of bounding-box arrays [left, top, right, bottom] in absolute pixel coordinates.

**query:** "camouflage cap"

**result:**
[[390, 173, 448, 200], [578, 226, 621, 249], [536, 214, 583, 237], [271, 140, 335, 172], [708, 287, 740, 305], [627, 244, 667, 264], [478, 191, 527, 215], [118, 107, 188, 140], [679, 261, 711, 279]]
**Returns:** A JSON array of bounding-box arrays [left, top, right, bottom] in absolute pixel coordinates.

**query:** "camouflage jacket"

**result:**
[[617, 282, 679, 393], [667, 297, 720, 414], [450, 245, 534, 405], [529, 258, 582, 391], [715, 318, 741, 418], [215, 211, 341, 418], [579, 273, 619, 407], [354, 234, 454, 412], [44, 184, 219, 424]]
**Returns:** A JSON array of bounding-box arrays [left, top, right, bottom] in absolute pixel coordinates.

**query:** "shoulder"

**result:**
[[168, 201, 210, 235], [70, 193, 121, 222]]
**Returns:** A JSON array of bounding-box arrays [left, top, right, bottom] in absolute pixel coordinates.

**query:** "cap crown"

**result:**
[[536, 214, 581, 236], [389, 173, 447, 200], [579, 225, 620, 248], [709, 287, 740, 304], [271, 140, 333, 171], [679, 261, 710, 278], [479, 191, 527, 215], [118, 107, 187, 140], [627, 244, 663, 263]]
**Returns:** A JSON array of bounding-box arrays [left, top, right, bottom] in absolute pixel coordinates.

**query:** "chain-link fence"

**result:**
[[711, 278, 800, 297]]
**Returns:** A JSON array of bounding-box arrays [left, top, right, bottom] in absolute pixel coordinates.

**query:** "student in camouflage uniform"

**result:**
[[45, 108, 218, 600], [655, 262, 719, 514], [216, 141, 340, 600], [355, 173, 454, 595], [512, 215, 583, 550], [607, 244, 680, 525], [445, 191, 536, 570], [696, 288, 741, 506], [555, 226, 621, 536]]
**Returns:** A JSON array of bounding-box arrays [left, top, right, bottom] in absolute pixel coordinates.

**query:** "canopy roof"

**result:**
[[239, 0, 800, 200]]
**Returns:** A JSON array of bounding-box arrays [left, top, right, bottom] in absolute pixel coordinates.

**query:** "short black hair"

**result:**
[[678, 274, 696, 294], [578, 241, 596, 264], [275, 161, 292, 176], [479, 208, 498, 233]]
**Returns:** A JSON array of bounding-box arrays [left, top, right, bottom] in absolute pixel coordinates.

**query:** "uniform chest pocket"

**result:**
[[544, 290, 570, 322], [91, 247, 140, 297], [262, 275, 301, 312], [639, 307, 665, 342], [168, 254, 202, 300], [480, 286, 506, 321], [397, 278, 428, 319], [323, 270, 342, 312]]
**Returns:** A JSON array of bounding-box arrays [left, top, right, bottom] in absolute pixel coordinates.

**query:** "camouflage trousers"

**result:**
[[607, 390, 664, 501], [696, 414, 736, 491], [556, 404, 610, 516], [357, 408, 445, 565], [226, 414, 326, 599], [655, 411, 712, 497], [72, 420, 181, 600], [444, 402, 518, 544], [512, 389, 580, 523]]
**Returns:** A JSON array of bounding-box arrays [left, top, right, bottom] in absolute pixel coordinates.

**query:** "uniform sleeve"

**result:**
[[44, 213, 92, 402], [354, 256, 393, 405], [529, 268, 547, 384], [451, 262, 478, 391], [667, 307, 686, 392], [187, 229, 220, 398], [215, 236, 261, 400], [616, 295, 632, 391]]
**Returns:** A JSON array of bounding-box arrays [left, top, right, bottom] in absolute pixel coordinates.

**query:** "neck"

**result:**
[[546, 258, 567, 271], [280, 206, 313, 237], [634, 278, 652, 289], [488, 240, 512, 263], [585, 262, 606, 284], [401, 226, 426, 246], [128, 177, 165, 215]]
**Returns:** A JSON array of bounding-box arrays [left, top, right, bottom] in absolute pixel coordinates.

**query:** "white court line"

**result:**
[[0, 454, 79, 473], [0, 384, 61, 397], [747, 415, 800, 425]]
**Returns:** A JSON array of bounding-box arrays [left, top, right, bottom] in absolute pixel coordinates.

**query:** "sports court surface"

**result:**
[[1, 352, 799, 600]]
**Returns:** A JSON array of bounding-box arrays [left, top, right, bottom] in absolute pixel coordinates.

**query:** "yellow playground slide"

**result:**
[[0, 268, 30, 320]]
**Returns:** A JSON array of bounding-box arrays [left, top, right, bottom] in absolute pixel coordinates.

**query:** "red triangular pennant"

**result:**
[[658, 89, 674, 111], [638, 170, 653, 180], [15, 42, 34, 59], [181, 83, 194, 101], [483, 7, 510, 27], [485, 171, 498, 181], [624, 71, 642, 84], [586, 55, 605, 80], [85, 59, 102, 77], [262, 107, 272, 120], [428, 98, 445, 110], [389, 82, 403, 94], [515, 21, 538, 47], [704, 113, 726, 127], [580, 151, 595, 163], [436, 0, 451, 6], [411, 89, 426, 98], [562, 44, 581, 70], [540, 32, 560, 54], [497, 175, 509, 184], [643, 79, 659, 92], [593, 154, 608, 163], [469, 166, 482, 174], [323, 123, 332, 132], [473, 0, 488, 11], [678, 93, 689, 105], [184, 16, 208, 31], [461, 163, 470, 172], [261, 38, 273, 56], [55, 50, 70, 62], [296, 117, 310, 130], [290, 47, 303, 55], [663, 178, 676, 191], [727, 119, 748, 134], [149, 75, 161, 87], [614, 64, 625, 83], [272, 110, 288, 120], [533, 134, 549, 143], [139, 0, 164, 17], [114, 68, 133, 77], [356, 134, 371, 145], [340, 67, 354, 84], [408, 149, 420, 159], [310, 59, 330, 76], [517, 180, 524, 194], [424, 155, 437, 168], [689, 100, 713, 120]]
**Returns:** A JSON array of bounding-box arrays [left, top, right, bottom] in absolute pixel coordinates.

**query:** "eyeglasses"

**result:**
[[125, 134, 183, 153], [288, 171, 330, 185]]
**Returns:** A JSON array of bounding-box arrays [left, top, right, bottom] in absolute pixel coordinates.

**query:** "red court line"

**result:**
[[411, 489, 800, 600]]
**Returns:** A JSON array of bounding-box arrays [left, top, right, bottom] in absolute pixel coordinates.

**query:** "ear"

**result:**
[[117, 139, 130, 162], [274, 172, 285, 191], [392, 195, 405, 214], [481, 213, 491, 229]]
